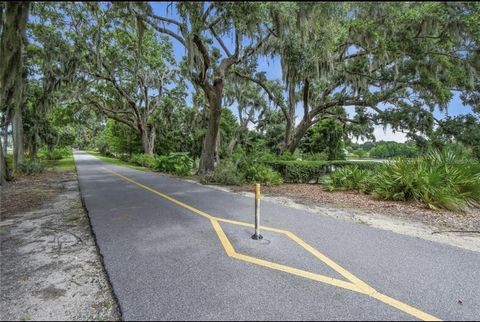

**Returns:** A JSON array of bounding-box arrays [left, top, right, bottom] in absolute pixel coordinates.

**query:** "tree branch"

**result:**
[[202, 3, 214, 24], [192, 34, 211, 79], [234, 71, 288, 119], [204, 16, 222, 30], [147, 12, 182, 27], [302, 78, 310, 121], [87, 98, 137, 130], [147, 19, 186, 47], [210, 25, 231, 57], [238, 31, 272, 63], [218, 30, 241, 76]]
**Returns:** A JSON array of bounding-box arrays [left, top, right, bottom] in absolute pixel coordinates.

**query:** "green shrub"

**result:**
[[372, 150, 480, 211], [352, 149, 368, 159], [268, 160, 326, 183], [244, 164, 283, 185], [129, 153, 156, 168], [321, 150, 480, 211], [153, 152, 193, 176], [118, 153, 131, 162], [350, 161, 383, 171], [369, 141, 418, 159], [16, 160, 45, 175], [266, 160, 381, 183], [202, 157, 283, 186], [201, 161, 245, 185], [38, 147, 72, 160], [302, 152, 329, 161], [323, 166, 373, 192]]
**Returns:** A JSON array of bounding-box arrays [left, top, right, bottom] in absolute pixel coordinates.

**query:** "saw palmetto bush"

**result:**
[[129, 153, 156, 168], [322, 166, 373, 193], [200, 160, 246, 185], [244, 164, 283, 186], [153, 152, 193, 176], [16, 160, 45, 175], [372, 150, 480, 211]]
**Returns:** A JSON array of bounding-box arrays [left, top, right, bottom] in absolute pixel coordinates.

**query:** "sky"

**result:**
[[149, 2, 474, 143]]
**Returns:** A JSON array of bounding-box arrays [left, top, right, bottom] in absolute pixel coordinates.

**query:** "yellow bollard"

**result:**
[[252, 183, 263, 240]]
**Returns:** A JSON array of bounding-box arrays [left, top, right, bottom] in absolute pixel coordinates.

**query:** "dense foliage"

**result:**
[[153, 153, 193, 176], [368, 142, 419, 159], [300, 119, 346, 160], [121, 152, 194, 176], [324, 151, 480, 211], [323, 166, 372, 193], [201, 161, 283, 186], [16, 159, 44, 175], [38, 146, 72, 160], [1, 2, 479, 213], [267, 160, 380, 183]]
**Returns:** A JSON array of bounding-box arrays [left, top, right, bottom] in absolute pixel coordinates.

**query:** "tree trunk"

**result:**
[[29, 133, 38, 160], [227, 136, 237, 153], [0, 2, 29, 171], [2, 120, 8, 156], [149, 125, 156, 155], [140, 126, 155, 155], [0, 133, 10, 185], [287, 119, 313, 153], [284, 82, 296, 149], [12, 106, 24, 168], [215, 125, 220, 165], [199, 82, 223, 174], [227, 122, 249, 154]]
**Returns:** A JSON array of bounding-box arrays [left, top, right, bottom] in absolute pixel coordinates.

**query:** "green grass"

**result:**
[[4, 150, 75, 173], [43, 153, 76, 172], [85, 150, 150, 172]]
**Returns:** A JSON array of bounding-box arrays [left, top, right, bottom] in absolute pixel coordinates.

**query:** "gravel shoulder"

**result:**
[[0, 170, 120, 321]]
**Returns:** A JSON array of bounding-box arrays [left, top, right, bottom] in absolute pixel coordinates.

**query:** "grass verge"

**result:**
[[6, 151, 75, 172], [85, 150, 150, 172], [43, 153, 76, 172]]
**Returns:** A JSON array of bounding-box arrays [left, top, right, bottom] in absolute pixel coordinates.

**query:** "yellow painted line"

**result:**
[[215, 217, 290, 234], [214, 217, 289, 235], [370, 292, 441, 321], [102, 167, 213, 220], [214, 218, 375, 293], [232, 252, 364, 294], [286, 232, 375, 293], [100, 166, 442, 321], [209, 218, 362, 294], [215, 217, 300, 236], [210, 218, 235, 257]]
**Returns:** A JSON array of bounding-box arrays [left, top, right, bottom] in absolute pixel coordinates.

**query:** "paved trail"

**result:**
[[74, 151, 480, 321]]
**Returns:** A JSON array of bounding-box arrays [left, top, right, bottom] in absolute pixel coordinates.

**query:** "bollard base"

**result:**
[[251, 234, 263, 240]]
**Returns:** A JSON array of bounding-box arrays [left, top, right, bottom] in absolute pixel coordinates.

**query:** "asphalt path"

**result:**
[[74, 151, 480, 321]]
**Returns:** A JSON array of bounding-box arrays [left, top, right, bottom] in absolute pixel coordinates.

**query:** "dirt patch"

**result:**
[[225, 183, 480, 252], [0, 171, 119, 321], [0, 171, 67, 218]]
